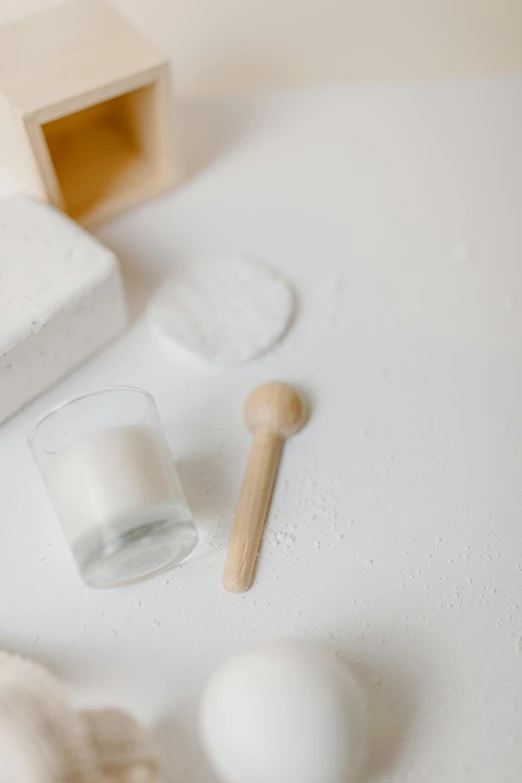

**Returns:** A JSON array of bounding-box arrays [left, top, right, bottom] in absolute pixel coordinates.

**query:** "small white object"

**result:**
[[149, 256, 295, 366], [0, 195, 127, 424], [31, 388, 198, 588], [43, 424, 188, 545], [199, 644, 367, 783]]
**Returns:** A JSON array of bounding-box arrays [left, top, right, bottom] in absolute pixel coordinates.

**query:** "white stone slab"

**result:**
[[0, 195, 127, 423]]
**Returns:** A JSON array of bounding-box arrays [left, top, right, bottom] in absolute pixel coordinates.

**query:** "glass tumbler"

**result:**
[[29, 386, 198, 588]]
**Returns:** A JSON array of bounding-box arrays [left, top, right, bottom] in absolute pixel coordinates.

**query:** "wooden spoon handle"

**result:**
[[223, 430, 283, 593]]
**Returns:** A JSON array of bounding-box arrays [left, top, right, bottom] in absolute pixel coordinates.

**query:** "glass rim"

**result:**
[[28, 385, 157, 450]]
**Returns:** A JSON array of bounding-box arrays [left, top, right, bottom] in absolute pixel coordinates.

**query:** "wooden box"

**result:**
[[0, 0, 176, 226]]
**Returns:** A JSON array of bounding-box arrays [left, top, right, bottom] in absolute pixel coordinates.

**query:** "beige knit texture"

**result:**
[[0, 653, 160, 783]]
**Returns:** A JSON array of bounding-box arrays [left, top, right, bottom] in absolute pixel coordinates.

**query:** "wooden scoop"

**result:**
[[223, 382, 308, 593]]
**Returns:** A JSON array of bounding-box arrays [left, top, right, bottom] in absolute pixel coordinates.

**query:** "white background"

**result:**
[[1, 75, 522, 780], [0, 0, 521, 93]]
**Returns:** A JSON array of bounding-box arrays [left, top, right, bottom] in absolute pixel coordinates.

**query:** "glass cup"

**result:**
[[29, 386, 198, 588]]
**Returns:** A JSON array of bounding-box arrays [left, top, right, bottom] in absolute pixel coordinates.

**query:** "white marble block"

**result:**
[[0, 195, 127, 423]]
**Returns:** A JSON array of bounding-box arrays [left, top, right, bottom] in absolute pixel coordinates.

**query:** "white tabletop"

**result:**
[[1, 76, 522, 782]]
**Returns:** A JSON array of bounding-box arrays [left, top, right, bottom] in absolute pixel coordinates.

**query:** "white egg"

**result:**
[[199, 644, 367, 783]]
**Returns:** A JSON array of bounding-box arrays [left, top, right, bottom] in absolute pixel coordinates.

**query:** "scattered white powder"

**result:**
[[322, 273, 348, 329]]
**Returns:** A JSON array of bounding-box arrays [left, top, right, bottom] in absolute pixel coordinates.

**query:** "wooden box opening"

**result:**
[[41, 82, 165, 223]]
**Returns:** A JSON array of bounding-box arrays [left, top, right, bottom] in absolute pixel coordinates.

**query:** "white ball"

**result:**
[[199, 644, 367, 783]]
